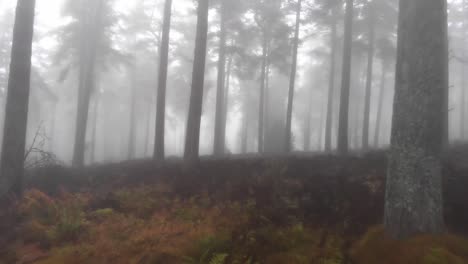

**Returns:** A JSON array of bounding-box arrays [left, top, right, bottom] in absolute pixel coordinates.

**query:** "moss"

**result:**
[[351, 226, 468, 264]]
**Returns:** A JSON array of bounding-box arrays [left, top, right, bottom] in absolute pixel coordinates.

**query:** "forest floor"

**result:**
[[2, 147, 468, 263]]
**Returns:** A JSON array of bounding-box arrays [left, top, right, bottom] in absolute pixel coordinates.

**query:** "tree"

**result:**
[[0, 0, 36, 198], [284, 0, 302, 152], [154, 0, 173, 161], [213, 0, 227, 156], [337, 0, 354, 155], [361, 0, 375, 150], [184, 0, 209, 162], [56, 0, 122, 167], [384, 0, 448, 238]]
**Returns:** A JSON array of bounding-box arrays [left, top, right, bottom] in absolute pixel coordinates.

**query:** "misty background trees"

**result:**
[[0, 0, 464, 241]]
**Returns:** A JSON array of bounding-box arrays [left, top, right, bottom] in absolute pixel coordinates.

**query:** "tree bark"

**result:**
[[184, 0, 209, 162], [0, 0, 36, 198], [213, 0, 227, 156], [337, 0, 354, 155], [384, 0, 447, 239], [285, 0, 302, 152], [325, 11, 338, 152], [362, 1, 376, 151], [154, 0, 172, 161]]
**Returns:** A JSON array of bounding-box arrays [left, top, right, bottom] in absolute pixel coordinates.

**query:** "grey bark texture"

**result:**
[[384, 0, 448, 239], [184, 0, 209, 162], [0, 0, 36, 198]]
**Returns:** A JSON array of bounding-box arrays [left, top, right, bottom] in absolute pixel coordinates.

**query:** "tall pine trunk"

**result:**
[[374, 62, 386, 148], [154, 0, 172, 161], [213, 0, 227, 156], [72, 0, 102, 167], [0, 0, 36, 198], [362, 1, 375, 151], [90, 94, 99, 163], [337, 0, 354, 155], [460, 0, 466, 141], [127, 69, 137, 160], [258, 37, 268, 153], [285, 0, 302, 152], [325, 12, 337, 152], [184, 0, 209, 162], [384, 0, 447, 239]]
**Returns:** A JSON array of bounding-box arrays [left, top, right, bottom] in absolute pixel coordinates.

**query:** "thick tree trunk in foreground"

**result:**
[[154, 0, 173, 161], [213, 0, 227, 156], [325, 12, 338, 152], [384, 0, 447, 239], [362, 1, 376, 151], [337, 0, 354, 155], [184, 0, 209, 162], [0, 0, 36, 198], [285, 0, 302, 152]]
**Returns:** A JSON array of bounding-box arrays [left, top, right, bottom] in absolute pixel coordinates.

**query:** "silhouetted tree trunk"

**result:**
[[385, 0, 447, 239], [374, 62, 386, 148], [285, 0, 302, 152], [304, 91, 312, 151], [462, 0, 467, 141], [72, 0, 103, 167], [325, 11, 338, 152], [0, 0, 36, 198], [258, 37, 267, 153], [154, 0, 172, 161], [184, 0, 209, 162], [213, 0, 227, 156], [362, 1, 375, 151], [128, 69, 137, 160], [90, 94, 99, 163], [337, 0, 354, 155], [223, 54, 232, 151]]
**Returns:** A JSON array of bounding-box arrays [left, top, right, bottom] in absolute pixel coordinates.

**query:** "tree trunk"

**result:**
[[337, 0, 354, 155], [258, 37, 267, 153], [0, 0, 36, 198], [461, 0, 466, 141], [213, 0, 227, 156], [128, 69, 137, 160], [362, 1, 375, 151], [325, 12, 338, 152], [285, 0, 302, 152], [184, 0, 209, 162], [384, 0, 447, 239], [154, 0, 172, 161], [90, 94, 99, 163], [374, 62, 386, 148], [72, 0, 103, 167]]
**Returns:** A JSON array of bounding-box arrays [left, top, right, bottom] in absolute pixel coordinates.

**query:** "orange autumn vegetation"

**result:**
[[5, 186, 468, 264], [351, 226, 468, 264]]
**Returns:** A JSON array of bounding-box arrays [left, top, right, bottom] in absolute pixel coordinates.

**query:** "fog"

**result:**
[[0, 0, 464, 165]]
